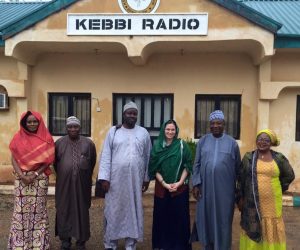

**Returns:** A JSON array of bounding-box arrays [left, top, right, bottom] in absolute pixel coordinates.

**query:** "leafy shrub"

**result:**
[[184, 138, 197, 163]]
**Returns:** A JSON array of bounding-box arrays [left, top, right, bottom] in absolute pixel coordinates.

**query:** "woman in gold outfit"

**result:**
[[237, 129, 294, 250]]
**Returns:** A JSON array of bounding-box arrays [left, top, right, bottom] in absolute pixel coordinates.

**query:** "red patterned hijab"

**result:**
[[9, 111, 55, 174]]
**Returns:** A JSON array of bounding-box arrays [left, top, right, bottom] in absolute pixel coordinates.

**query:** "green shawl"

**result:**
[[148, 120, 193, 183]]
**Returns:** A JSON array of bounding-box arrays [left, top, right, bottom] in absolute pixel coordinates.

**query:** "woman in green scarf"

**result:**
[[149, 119, 193, 250]]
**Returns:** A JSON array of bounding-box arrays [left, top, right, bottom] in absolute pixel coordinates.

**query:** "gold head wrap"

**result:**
[[257, 129, 280, 146]]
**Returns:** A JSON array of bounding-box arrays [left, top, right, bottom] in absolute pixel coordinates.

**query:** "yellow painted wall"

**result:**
[[0, 53, 19, 79], [268, 51, 300, 190], [0, 53, 26, 183], [269, 88, 300, 191], [37, 0, 259, 30], [5, 0, 273, 67], [3, 0, 300, 189], [271, 51, 300, 81], [28, 51, 258, 174]]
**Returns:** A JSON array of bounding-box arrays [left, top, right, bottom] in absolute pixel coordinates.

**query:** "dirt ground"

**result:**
[[0, 193, 299, 250]]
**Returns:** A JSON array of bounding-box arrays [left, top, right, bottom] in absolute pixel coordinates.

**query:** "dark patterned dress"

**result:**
[[8, 172, 50, 250]]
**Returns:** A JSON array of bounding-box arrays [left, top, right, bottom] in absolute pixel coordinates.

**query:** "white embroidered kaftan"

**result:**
[[99, 125, 151, 242]]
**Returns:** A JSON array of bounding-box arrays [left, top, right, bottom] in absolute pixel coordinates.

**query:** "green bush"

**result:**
[[184, 138, 197, 163]]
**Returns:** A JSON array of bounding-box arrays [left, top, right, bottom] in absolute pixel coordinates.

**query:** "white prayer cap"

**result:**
[[123, 101, 138, 112], [66, 116, 81, 126]]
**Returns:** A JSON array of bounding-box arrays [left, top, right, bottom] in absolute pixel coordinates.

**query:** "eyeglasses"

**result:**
[[257, 138, 271, 143]]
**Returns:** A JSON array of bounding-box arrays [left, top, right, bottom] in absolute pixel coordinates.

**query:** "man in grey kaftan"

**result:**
[[54, 116, 97, 250], [192, 110, 241, 250], [98, 102, 151, 250]]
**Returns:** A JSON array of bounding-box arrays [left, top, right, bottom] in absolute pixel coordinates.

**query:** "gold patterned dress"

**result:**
[[240, 159, 286, 250]]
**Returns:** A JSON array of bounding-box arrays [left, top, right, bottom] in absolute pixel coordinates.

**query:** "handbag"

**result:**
[[95, 177, 106, 198], [95, 124, 121, 198]]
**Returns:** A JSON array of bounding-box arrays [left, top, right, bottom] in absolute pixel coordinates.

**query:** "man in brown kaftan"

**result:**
[[54, 116, 97, 250]]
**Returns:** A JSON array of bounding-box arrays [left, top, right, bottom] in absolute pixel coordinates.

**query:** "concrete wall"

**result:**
[[270, 89, 300, 191], [271, 51, 300, 82], [2, 0, 299, 191], [30, 51, 257, 148], [0, 51, 258, 183], [0, 53, 28, 183]]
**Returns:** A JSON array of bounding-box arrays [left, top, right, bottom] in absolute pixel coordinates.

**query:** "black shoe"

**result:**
[[77, 246, 86, 250], [60, 238, 71, 250], [76, 240, 86, 250], [61, 246, 71, 250]]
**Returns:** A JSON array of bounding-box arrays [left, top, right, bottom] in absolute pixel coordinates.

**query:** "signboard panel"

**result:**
[[67, 14, 208, 36]]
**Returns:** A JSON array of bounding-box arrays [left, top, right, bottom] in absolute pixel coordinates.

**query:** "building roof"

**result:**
[[239, 0, 300, 37], [0, 0, 79, 45], [0, 2, 48, 31], [212, 0, 282, 33]]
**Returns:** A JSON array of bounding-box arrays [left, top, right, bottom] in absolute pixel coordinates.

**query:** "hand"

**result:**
[[100, 180, 110, 193], [142, 181, 150, 193], [162, 182, 177, 193], [170, 181, 183, 190], [20, 173, 35, 185], [192, 186, 202, 201], [237, 198, 244, 212]]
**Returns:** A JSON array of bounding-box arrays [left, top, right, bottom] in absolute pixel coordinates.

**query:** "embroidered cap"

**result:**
[[123, 101, 138, 112], [209, 110, 225, 122], [66, 116, 81, 126]]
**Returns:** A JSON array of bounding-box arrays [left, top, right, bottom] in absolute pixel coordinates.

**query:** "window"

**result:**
[[48, 93, 91, 136], [296, 96, 300, 141], [0, 85, 9, 109], [113, 94, 174, 139], [195, 95, 241, 139]]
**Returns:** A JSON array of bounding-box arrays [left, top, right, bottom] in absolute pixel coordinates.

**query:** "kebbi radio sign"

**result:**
[[67, 14, 208, 36]]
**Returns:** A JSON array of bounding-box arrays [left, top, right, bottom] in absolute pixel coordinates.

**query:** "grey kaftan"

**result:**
[[192, 133, 241, 250], [99, 125, 151, 243], [54, 136, 96, 241]]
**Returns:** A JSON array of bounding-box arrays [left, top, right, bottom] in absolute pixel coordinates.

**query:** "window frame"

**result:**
[[112, 93, 174, 131], [195, 94, 241, 139], [296, 95, 300, 141], [48, 92, 91, 136]]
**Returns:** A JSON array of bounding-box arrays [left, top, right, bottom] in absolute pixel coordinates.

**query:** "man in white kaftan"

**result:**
[[98, 101, 151, 250]]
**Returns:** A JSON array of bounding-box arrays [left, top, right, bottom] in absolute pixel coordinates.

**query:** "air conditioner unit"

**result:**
[[0, 93, 8, 109]]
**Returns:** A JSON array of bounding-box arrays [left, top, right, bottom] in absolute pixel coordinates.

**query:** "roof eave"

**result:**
[[275, 35, 300, 48], [211, 0, 282, 33]]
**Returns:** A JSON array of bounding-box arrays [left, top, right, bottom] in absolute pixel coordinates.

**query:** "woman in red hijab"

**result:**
[[8, 111, 55, 250]]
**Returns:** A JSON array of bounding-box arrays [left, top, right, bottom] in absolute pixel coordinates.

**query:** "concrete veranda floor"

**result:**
[[0, 193, 299, 250]]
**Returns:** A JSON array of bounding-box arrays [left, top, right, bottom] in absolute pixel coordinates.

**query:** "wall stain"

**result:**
[[175, 108, 194, 140], [90, 98, 113, 180], [37, 90, 46, 115], [0, 98, 19, 183], [34, 0, 254, 31], [41, 0, 121, 30], [240, 104, 257, 156]]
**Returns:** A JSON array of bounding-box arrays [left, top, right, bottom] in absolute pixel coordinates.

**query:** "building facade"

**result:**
[[0, 0, 299, 191]]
